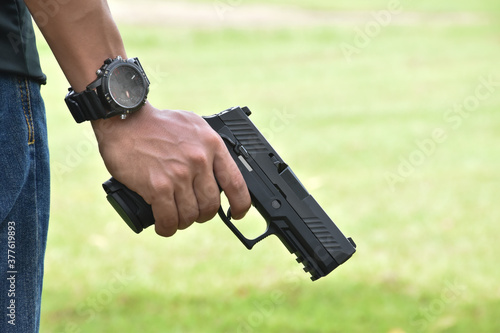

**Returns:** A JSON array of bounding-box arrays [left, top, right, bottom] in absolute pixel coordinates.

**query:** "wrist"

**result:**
[[65, 56, 150, 123], [91, 101, 154, 135]]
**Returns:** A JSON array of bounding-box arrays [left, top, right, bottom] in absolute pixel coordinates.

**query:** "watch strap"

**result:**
[[65, 88, 109, 123]]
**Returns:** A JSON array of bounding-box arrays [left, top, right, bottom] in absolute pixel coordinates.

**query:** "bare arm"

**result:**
[[25, 0, 251, 236], [26, 0, 125, 91]]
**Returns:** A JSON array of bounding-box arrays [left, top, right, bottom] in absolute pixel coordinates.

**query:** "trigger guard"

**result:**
[[217, 206, 254, 250], [217, 205, 274, 250]]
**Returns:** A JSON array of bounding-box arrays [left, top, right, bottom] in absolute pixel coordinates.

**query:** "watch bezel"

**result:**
[[98, 57, 150, 117]]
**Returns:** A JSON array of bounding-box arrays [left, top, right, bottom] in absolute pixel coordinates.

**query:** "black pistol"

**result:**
[[102, 106, 356, 281]]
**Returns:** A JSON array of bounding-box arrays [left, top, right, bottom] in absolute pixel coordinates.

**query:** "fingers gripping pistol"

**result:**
[[102, 106, 356, 281]]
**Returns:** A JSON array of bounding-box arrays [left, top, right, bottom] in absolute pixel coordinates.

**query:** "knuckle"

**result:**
[[183, 209, 199, 226], [154, 219, 177, 237], [149, 178, 173, 201], [194, 182, 220, 223], [201, 199, 220, 216], [198, 182, 219, 199], [203, 128, 224, 149], [177, 201, 200, 229], [230, 173, 247, 192], [188, 148, 210, 167], [215, 170, 231, 187], [170, 164, 191, 182], [178, 217, 196, 230]]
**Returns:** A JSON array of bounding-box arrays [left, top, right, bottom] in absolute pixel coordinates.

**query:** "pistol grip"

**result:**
[[102, 178, 154, 233]]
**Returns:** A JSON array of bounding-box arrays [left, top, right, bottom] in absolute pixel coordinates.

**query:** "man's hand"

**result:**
[[24, 0, 251, 235], [92, 103, 251, 236]]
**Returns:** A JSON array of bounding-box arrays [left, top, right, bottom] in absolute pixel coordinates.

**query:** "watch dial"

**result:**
[[108, 65, 146, 108]]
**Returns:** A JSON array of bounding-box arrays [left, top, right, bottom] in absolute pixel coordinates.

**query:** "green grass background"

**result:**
[[38, 1, 500, 332]]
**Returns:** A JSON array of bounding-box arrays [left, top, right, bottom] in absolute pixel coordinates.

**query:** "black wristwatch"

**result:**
[[65, 56, 150, 123]]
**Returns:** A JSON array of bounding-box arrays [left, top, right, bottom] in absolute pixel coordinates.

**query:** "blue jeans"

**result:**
[[0, 74, 50, 332]]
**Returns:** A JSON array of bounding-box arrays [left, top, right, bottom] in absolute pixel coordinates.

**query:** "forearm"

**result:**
[[24, 0, 126, 92]]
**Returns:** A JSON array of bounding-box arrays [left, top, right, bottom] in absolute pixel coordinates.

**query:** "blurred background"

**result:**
[[38, 0, 500, 332]]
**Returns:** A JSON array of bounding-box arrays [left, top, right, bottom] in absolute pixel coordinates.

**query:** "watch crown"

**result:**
[[96, 69, 102, 76]]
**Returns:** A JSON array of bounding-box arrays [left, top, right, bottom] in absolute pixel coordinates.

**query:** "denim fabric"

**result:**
[[0, 73, 50, 332]]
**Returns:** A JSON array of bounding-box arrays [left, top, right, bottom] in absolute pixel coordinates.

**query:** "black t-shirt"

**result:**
[[0, 0, 46, 84]]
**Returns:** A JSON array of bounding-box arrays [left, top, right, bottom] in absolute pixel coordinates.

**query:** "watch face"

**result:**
[[107, 64, 147, 109]]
